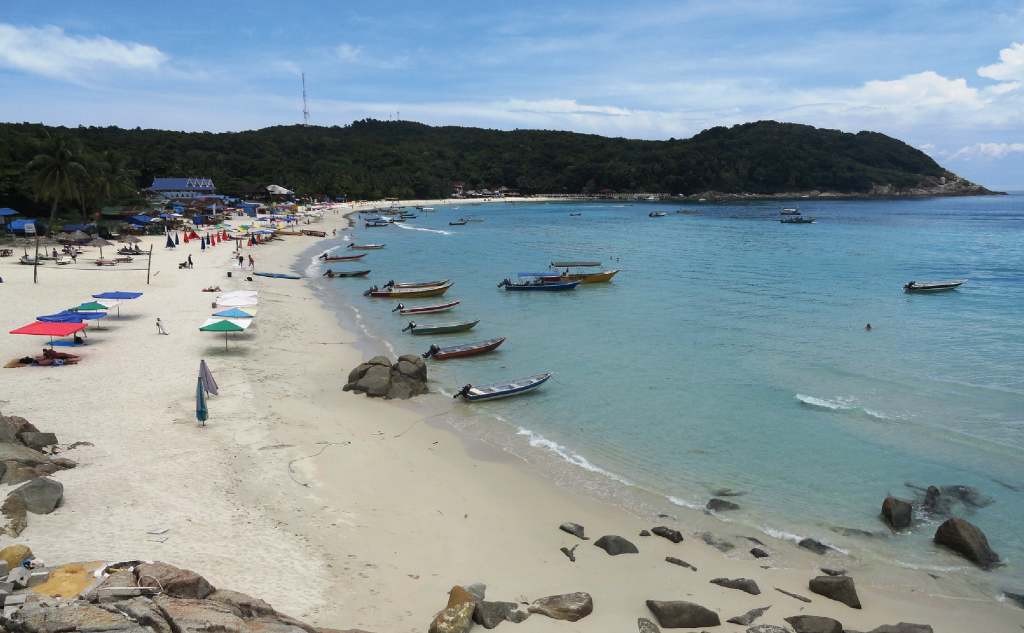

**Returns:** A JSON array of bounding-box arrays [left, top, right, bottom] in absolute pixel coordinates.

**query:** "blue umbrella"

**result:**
[[175, 233, 180, 246], [201, 237, 206, 251], [196, 376, 209, 426], [212, 308, 254, 318], [165, 233, 175, 249]]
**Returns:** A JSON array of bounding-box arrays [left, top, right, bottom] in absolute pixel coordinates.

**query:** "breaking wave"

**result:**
[[515, 427, 632, 485]]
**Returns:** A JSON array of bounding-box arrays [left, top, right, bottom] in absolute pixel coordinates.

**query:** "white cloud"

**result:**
[[851, 71, 983, 109], [950, 142, 1024, 160], [0, 23, 167, 82], [336, 44, 362, 62], [978, 42, 1024, 81], [272, 60, 302, 75]]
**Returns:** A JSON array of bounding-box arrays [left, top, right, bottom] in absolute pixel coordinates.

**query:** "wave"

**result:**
[[796, 394, 897, 420], [515, 427, 632, 485], [394, 224, 452, 235], [666, 495, 704, 510]]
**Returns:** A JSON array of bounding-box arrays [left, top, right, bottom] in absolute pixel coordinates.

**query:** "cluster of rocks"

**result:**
[[343, 355, 428, 399], [427, 583, 591, 632], [0, 551, 366, 633], [557, 520, 936, 633], [0, 412, 81, 536], [879, 484, 1002, 568]]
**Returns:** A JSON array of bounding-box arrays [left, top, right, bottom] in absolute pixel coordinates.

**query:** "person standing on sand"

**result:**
[[187, 254, 193, 269], [248, 255, 254, 270]]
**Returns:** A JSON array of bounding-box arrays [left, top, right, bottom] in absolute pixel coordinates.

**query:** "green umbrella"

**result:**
[[70, 302, 108, 311], [200, 319, 245, 350]]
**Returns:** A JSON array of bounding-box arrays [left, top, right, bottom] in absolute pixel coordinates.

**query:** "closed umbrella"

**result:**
[[201, 237, 206, 251], [196, 376, 209, 426], [175, 233, 180, 246], [199, 359, 219, 396], [165, 233, 175, 249]]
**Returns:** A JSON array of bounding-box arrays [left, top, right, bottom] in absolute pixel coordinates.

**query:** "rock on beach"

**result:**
[[933, 518, 1000, 567], [593, 534, 638, 555], [645, 600, 720, 628], [527, 592, 593, 621], [809, 575, 861, 609]]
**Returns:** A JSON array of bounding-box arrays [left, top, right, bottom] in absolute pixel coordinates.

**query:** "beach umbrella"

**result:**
[[199, 359, 219, 396], [70, 301, 109, 313], [119, 235, 141, 244], [91, 238, 114, 258], [9, 321, 88, 347], [201, 237, 206, 251], [199, 319, 244, 350], [184, 232, 190, 243], [38, 309, 107, 330], [175, 233, 180, 245], [196, 376, 209, 426], [67, 230, 91, 242], [212, 307, 255, 318], [165, 233, 175, 249]]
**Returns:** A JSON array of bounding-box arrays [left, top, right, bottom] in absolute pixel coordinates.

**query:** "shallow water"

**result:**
[[306, 196, 1024, 595]]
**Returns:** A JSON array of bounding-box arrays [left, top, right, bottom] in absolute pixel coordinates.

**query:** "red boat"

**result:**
[[423, 337, 507, 360], [320, 252, 366, 261], [391, 300, 461, 315]]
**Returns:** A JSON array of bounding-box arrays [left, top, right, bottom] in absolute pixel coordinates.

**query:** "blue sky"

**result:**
[[2, 0, 1024, 188]]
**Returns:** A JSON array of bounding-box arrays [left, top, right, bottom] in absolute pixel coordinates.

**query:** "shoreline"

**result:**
[[0, 201, 1021, 632]]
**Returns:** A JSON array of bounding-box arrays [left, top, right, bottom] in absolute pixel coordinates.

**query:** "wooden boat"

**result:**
[[379, 278, 450, 289], [569, 213, 582, 216], [320, 252, 367, 261], [393, 300, 461, 315], [780, 216, 814, 223], [400, 214, 417, 219], [254, 272, 300, 279], [365, 221, 389, 228], [497, 274, 580, 291], [364, 282, 454, 298], [324, 269, 371, 278], [391, 218, 406, 223], [453, 372, 553, 401], [449, 221, 467, 226], [302, 229, 327, 237], [543, 261, 621, 283], [649, 211, 667, 217], [348, 243, 386, 250], [275, 230, 302, 236], [903, 279, 967, 292], [423, 336, 506, 359], [780, 208, 801, 215], [402, 319, 480, 334], [461, 217, 484, 222]]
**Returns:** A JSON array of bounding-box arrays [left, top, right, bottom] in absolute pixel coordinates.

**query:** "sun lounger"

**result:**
[[95, 259, 117, 266]]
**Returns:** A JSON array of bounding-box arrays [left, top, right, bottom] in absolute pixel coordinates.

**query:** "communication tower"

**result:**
[[302, 73, 310, 126]]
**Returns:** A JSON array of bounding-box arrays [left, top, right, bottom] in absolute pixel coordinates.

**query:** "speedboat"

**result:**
[[347, 243, 386, 249], [364, 282, 454, 298], [393, 300, 460, 315], [903, 280, 967, 292], [498, 274, 580, 291], [402, 319, 480, 334], [649, 211, 667, 217], [423, 337, 507, 359], [453, 372, 553, 401]]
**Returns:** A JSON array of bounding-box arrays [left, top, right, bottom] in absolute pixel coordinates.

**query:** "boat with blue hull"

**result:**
[[498, 273, 580, 291], [453, 372, 554, 401]]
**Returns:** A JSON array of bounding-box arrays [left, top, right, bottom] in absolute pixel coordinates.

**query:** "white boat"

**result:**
[[780, 208, 801, 215], [461, 216, 485, 222], [903, 280, 967, 292], [649, 211, 667, 217], [453, 372, 553, 401]]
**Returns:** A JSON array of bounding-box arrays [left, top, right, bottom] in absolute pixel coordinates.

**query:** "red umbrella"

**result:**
[[184, 232, 190, 243], [10, 321, 88, 347]]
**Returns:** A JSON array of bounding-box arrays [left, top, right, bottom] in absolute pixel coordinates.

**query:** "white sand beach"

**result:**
[[1, 202, 1021, 632]]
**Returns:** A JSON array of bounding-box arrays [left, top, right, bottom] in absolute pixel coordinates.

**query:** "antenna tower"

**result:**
[[301, 73, 310, 126]]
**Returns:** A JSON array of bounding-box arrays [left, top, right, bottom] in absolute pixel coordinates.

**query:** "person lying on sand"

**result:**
[[201, 286, 222, 292], [35, 349, 81, 365]]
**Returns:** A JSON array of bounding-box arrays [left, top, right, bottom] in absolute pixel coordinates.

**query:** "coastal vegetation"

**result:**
[[1, 119, 962, 220]]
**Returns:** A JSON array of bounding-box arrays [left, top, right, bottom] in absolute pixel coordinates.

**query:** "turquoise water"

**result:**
[[307, 196, 1024, 595]]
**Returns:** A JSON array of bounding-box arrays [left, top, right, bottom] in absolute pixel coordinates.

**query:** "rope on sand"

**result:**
[[393, 402, 458, 438], [287, 441, 351, 487]]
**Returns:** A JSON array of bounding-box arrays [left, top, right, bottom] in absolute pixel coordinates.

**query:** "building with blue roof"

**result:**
[[147, 177, 216, 200]]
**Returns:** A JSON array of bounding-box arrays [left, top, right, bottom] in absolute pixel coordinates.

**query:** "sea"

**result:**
[[303, 195, 1024, 598]]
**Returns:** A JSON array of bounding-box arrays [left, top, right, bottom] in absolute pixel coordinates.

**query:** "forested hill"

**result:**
[[0, 119, 991, 214]]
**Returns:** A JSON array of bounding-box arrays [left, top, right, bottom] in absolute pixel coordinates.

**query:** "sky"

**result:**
[[2, 0, 1024, 188]]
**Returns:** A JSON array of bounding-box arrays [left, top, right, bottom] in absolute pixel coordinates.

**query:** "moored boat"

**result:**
[[780, 216, 814, 223], [402, 319, 480, 334], [453, 372, 553, 401], [347, 243, 387, 249], [423, 336, 506, 359], [275, 230, 302, 236], [780, 208, 801, 215], [903, 279, 967, 292], [365, 221, 390, 228], [324, 269, 371, 278], [449, 221, 467, 226], [462, 216, 484, 222], [320, 252, 367, 261], [392, 300, 461, 315], [301, 229, 327, 237], [381, 278, 451, 289], [544, 261, 621, 283], [363, 282, 454, 298], [649, 211, 667, 217], [497, 274, 580, 291]]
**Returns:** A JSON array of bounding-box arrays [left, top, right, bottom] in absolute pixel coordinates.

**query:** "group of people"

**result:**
[[236, 255, 254, 270], [33, 348, 81, 366]]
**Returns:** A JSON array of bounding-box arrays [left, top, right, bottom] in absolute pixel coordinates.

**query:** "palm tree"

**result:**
[[27, 134, 88, 235], [90, 149, 139, 215]]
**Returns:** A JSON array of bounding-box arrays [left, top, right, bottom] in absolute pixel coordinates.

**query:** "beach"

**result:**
[[1, 202, 1022, 632]]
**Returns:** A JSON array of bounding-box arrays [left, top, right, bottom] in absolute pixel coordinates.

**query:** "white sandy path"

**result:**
[[0, 203, 1021, 633]]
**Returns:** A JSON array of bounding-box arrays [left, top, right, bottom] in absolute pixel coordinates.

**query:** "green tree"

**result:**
[[90, 149, 139, 212], [27, 134, 88, 234]]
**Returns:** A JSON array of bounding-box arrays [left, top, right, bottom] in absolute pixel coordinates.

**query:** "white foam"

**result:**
[[394, 224, 452, 235], [796, 394, 897, 421], [667, 495, 704, 510], [515, 427, 632, 485]]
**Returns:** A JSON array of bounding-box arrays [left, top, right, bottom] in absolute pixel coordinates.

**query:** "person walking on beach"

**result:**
[[187, 254, 194, 269], [237, 255, 244, 268], [248, 254, 254, 270]]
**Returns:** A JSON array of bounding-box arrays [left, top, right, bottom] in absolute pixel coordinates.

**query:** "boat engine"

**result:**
[[401, 322, 417, 332], [383, 279, 395, 290], [497, 278, 511, 288], [318, 253, 326, 259], [423, 344, 440, 358], [346, 243, 353, 248], [362, 285, 378, 296], [323, 269, 333, 277], [392, 302, 405, 313], [453, 384, 472, 399]]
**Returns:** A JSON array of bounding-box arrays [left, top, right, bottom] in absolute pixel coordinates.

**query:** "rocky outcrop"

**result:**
[[933, 518, 1000, 567], [726, 606, 770, 625], [881, 497, 912, 530], [559, 522, 588, 540], [11, 476, 63, 514], [651, 526, 683, 543], [696, 531, 735, 552], [798, 538, 834, 555], [706, 498, 739, 512], [343, 355, 428, 399], [593, 535, 638, 555], [710, 577, 760, 595], [866, 624, 933, 633], [429, 586, 476, 633], [2, 493, 28, 536], [473, 601, 529, 628], [637, 617, 661, 633], [746, 627, 791, 633], [527, 592, 593, 621], [809, 575, 861, 609], [750, 548, 769, 558], [785, 615, 843, 633], [0, 543, 33, 569], [645, 600, 720, 628], [135, 562, 216, 599]]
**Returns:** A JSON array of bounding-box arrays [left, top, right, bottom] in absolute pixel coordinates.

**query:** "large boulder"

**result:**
[[1, 462, 52, 485], [20, 432, 58, 452], [135, 562, 215, 599], [367, 356, 392, 367], [798, 538, 834, 555], [706, 498, 740, 512], [0, 443, 50, 466], [809, 575, 861, 609], [346, 364, 371, 385], [12, 476, 63, 514], [710, 577, 760, 595], [397, 355, 427, 380], [559, 522, 588, 540], [1, 493, 27, 536], [473, 601, 529, 628], [645, 600, 720, 628], [0, 415, 39, 444], [386, 375, 427, 400], [881, 497, 912, 530], [429, 586, 476, 633], [746, 627, 791, 633], [784, 615, 843, 633], [111, 596, 174, 633], [696, 531, 735, 552], [353, 365, 392, 397], [933, 518, 1000, 567], [651, 526, 683, 543], [153, 595, 246, 633], [0, 543, 33, 569], [594, 535, 639, 555], [15, 602, 142, 633], [528, 593, 592, 622]]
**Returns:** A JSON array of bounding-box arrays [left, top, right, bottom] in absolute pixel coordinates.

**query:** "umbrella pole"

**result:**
[[225, 331, 228, 351]]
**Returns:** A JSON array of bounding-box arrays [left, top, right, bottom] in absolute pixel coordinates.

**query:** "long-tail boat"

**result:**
[[402, 319, 480, 334], [302, 229, 327, 237], [320, 252, 367, 261], [453, 372, 553, 401], [780, 216, 814, 223], [348, 243, 386, 250], [381, 278, 450, 289], [543, 261, 621, 283], [449, 221, 467, 226], [903, 279, 967, 292], [324, 269, 371, 278], [423, 337, 506, 359], [363, 282, 454, 298], [497, 274, 580, 291], [392, 300, 460, 315]]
